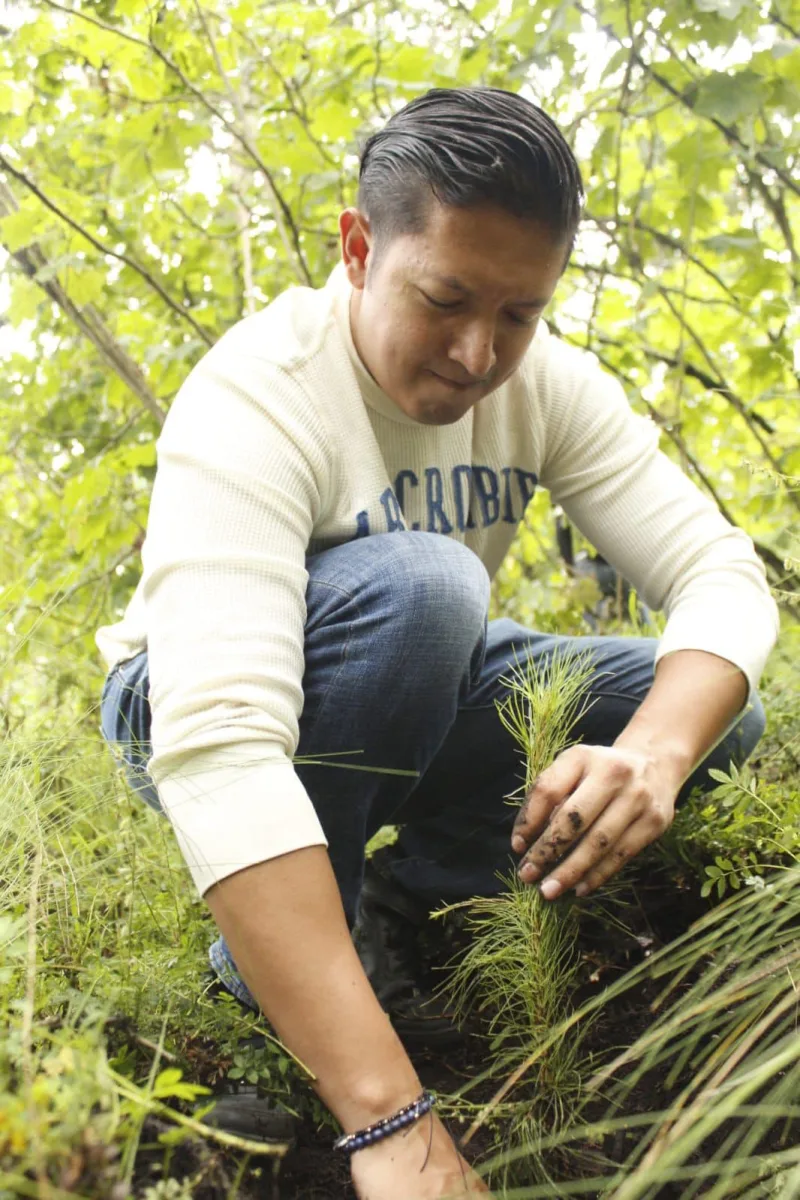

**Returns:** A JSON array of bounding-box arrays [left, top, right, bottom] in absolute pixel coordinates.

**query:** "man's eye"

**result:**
[[508, 312, 539, 327], [422, 292, 460, 310]]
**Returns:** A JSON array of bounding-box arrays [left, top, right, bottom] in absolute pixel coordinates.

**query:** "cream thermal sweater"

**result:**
[[96, 263, 779, 896]]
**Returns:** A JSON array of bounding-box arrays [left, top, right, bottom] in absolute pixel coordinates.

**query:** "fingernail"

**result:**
[[574, 882, 589, 897], [511, 835, 525, 854], [519, 862, 538, 883], [540, 878, 562, 900]]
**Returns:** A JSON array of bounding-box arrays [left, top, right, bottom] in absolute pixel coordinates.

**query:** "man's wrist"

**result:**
[[612, 732, 694, 792], [338, 1069, 425, 1132]]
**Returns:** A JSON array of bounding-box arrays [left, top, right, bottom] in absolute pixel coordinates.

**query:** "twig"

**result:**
[[770, 4, 800, 38], [592, 331, 775, 434], [191, 0, 301, 297], [587, 346, 800, 605], [579, 4, 800, 199], [133, 1033, 178, 1063]]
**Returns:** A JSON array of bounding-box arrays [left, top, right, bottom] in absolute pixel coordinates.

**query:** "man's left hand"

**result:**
[[510, 744, 680, 900]]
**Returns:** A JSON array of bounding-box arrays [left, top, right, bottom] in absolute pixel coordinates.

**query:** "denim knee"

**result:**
[[307, 532, 490, 681], [366, 532, 490, 683], [386, 531, 488, 618]]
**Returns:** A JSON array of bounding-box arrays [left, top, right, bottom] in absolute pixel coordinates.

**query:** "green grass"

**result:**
[[1, 636, 799, 1196], [0, 720, 301, 1196]]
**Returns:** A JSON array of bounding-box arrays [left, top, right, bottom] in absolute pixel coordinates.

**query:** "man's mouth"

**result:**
[[428, 370, 481, 391]]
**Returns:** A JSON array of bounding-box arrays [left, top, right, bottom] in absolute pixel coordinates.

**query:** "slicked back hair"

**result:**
[[358, 87, 584, 265]]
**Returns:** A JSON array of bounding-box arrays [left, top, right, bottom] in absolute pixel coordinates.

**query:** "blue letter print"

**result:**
[[514, 469, 538, 515], [473, 466, 500, 527], [379, 486, 406, 532], [424, 467, 454, 534], [394, 470, 421, 531], [452, 465, 476, 532]]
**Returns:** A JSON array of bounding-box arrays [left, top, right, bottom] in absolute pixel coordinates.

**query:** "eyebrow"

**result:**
[[430, 274, 548, 308]]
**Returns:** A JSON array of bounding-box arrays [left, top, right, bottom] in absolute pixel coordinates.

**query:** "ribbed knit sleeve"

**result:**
[[141, 343, 332, 896], [535, 336, 779, 695]]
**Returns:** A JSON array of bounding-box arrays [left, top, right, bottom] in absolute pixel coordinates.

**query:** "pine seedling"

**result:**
[[439, 648, 598, 1186]]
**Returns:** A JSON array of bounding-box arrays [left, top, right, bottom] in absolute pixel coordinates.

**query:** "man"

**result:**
[[98, 87, 777, 1198]]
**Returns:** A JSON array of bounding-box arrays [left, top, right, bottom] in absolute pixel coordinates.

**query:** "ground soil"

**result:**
[[130, 859, 723, 1199]]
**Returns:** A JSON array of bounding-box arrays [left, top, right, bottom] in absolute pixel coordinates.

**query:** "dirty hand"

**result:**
[[351, 1111, 493, 1199], [510, 744, 680, 899]]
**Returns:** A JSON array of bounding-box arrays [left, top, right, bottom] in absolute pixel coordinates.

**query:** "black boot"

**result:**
[[201, 1083, 299, 1145], [353, 856, 462, 1049]]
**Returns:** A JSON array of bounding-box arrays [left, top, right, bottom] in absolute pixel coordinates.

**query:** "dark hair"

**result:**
[[358, 87, 584, 256]]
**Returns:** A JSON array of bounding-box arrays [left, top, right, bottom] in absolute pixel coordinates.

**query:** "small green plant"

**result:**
[[665, 762, 800, 900], [438, 648, 598, 1186]]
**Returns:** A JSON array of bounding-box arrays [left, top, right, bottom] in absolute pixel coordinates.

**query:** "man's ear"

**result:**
[[339, 208, 373, 290]]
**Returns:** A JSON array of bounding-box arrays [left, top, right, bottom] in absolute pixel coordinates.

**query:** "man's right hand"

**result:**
[[350, 1113, 492, 1198], [205, 847, 493, 1200]]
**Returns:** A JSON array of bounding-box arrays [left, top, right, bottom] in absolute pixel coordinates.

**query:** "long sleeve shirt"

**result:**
[[96, 263, 779, 896]]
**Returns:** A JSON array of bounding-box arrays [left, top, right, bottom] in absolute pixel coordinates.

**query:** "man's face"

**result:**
[[341, 201, 568, 426]]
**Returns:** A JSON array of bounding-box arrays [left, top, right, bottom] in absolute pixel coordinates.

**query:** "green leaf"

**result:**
[[0, 205, 50, 253], [689, 70, 767, 124], [151, 127, 186, 173], [8, 276, 42, 323], [68, 268, 106, 308], [701, 232, 761, 256], [0, 80, 33, 115], [154, 1067, 182, 1089], [126, 62, 166, 102]]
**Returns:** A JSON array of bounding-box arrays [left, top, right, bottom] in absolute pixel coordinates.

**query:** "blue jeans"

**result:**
[[100, 532, 765, 1008]]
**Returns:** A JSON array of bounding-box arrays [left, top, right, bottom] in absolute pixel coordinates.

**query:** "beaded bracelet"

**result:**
[[333, 1090, 436, 1154]]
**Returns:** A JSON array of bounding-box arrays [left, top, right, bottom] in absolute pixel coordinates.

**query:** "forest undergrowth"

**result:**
[[1, 609, 799, 1199]]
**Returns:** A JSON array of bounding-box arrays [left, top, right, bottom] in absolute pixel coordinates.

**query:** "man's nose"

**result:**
[[447, 320, 497, 381]]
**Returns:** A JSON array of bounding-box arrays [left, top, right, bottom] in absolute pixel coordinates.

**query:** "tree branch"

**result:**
[[0, 153, 215, 347], [571, 260, 743, 314], [585, 211, 738, 301], [743, 163, 798, 269], [656, 285, 788, 470], [0, 179, 167, 427], [769, 5, 800, 39], [595, 219, 789, 468], [191, 0, 307, 293], [592, 331, 775, 434]]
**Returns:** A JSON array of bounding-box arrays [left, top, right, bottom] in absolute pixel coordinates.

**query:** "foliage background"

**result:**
[[0, 0, 798, 1194], [1, 0, 798, 722]]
